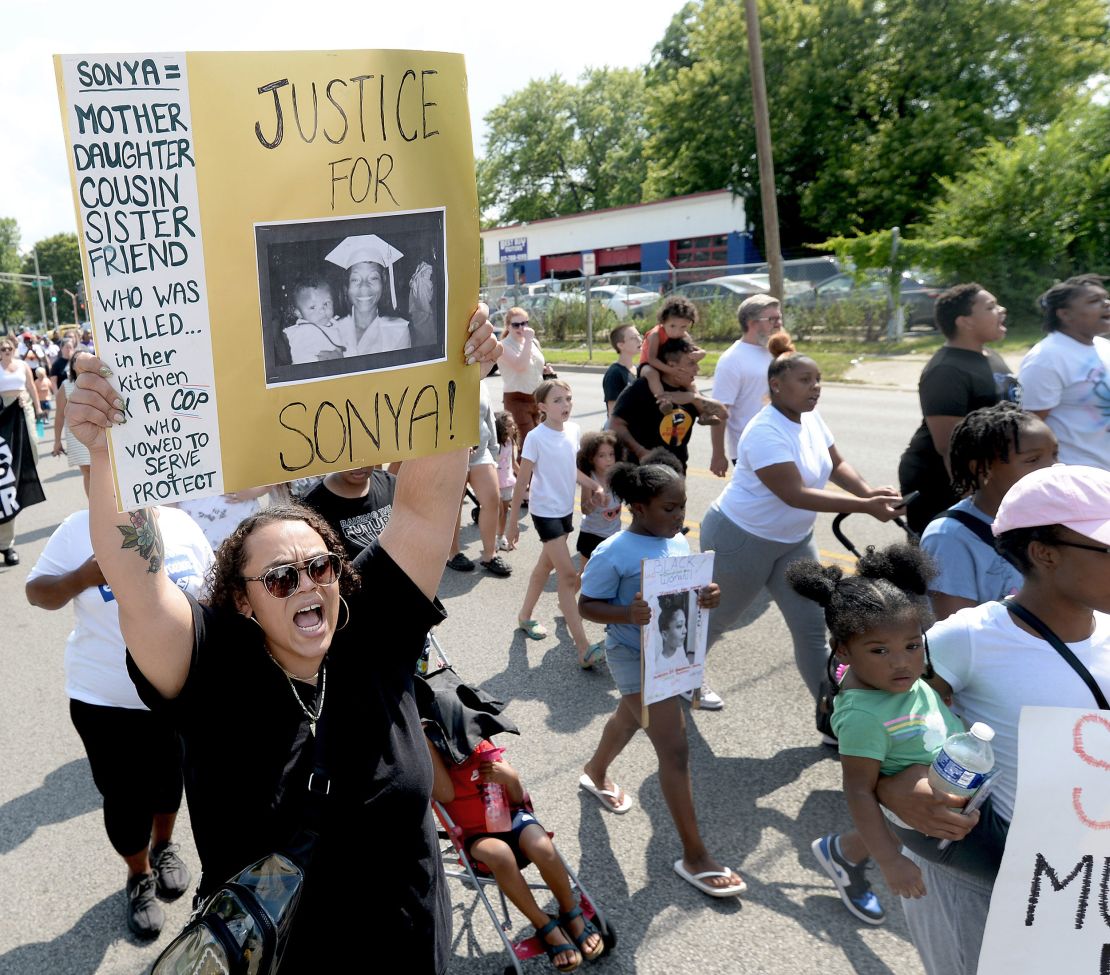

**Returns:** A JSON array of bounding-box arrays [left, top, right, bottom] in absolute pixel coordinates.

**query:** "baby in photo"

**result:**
[[283, 273, 347, 363]]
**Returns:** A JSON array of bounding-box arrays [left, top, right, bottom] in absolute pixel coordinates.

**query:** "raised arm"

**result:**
[[379, 308, 500, 599], [64, 355, 195, 698]]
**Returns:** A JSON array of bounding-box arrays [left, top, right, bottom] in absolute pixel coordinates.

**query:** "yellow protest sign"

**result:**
[[54, 51, 478, 510]]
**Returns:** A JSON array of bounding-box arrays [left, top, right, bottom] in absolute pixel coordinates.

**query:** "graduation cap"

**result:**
[[325, 234, 404, 308]]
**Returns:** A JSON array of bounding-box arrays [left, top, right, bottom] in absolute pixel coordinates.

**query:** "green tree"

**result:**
[[643, 0, 1110, 254], [477, 67, 648, 222], [821, 99, 1110, 324], [0, 218, 23, 329], [21, 233, 83, 325]]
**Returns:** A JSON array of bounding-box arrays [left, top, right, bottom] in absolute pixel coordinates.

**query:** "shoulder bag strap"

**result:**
[[932, 509, 996, 549], [1004, 597, 1110, 710]]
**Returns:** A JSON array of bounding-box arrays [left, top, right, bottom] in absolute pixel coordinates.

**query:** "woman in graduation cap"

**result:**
[[326, 234, 436, 357]]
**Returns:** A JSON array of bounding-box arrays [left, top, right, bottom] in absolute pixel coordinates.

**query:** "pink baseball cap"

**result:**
[[992, 464, 1110, 545]]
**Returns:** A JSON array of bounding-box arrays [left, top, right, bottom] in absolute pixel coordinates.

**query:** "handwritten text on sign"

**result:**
[[979, 706, 1110, 974], [61, 55, 223, 507]]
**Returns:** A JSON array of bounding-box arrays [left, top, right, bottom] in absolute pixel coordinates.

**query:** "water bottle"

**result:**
[[479, 745, 511, 832], [928, 722, 995, 800], [416, 637, 431, 676]]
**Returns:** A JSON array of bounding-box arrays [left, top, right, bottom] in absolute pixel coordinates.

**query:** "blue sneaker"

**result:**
[[810, 833, 885, 925]]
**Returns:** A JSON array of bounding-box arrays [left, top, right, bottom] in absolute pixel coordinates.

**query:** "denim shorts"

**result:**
[[464, 809, 543, 868], [605, 640, 643, 696]]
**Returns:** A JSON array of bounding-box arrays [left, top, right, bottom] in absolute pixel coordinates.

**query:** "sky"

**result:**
[[0, 0, 679, 252]]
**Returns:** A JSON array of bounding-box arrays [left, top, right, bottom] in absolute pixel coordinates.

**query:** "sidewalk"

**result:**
[[844, 350, 1025, 392]]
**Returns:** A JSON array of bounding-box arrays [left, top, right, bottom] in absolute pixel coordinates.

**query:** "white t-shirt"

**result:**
[[712, 339, 773, 460], [521, 421, 580, 518], [28, 507, 213, 709], [715, 405, 835, 543], [176, 494, 263, 551], [1019, 331, 1110, 467], [928, 601, 1110, 822]]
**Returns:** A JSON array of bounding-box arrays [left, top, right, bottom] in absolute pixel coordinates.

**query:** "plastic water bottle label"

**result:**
[[933, 751, 988, 791]]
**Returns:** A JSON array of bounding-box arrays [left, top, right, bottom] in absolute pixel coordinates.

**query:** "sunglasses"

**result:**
[[1051, 540, 1110, 555], [243, 553, 342, 598]]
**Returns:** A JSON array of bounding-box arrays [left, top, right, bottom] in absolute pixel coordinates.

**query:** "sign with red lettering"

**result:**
[[979, 706, 1110, 973]]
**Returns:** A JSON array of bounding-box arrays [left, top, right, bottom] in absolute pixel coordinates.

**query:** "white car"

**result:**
[[588, 285, 661, 320]]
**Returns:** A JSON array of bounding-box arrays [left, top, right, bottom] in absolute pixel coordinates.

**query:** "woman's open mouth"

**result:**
[[294, 603, 325, 632]]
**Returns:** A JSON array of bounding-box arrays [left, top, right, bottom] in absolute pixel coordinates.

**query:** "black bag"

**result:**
[[150, 843, 310, 975], [152, 683, 332, 974]]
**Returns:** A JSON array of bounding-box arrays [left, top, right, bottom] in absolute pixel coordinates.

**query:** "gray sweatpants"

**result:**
[[699, 503, 830, 701], [900, 851, 992, 975]]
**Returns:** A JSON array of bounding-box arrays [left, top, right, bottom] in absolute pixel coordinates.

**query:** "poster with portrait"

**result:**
[[640, 552, 715, 709], [55, 50, 478, 511]]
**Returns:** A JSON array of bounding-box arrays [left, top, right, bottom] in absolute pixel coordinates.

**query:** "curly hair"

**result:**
[[658, 295, 698, 325], [786, 543, 936, 647], [577, 430, 619, 476], [933, 283, 984, 339], [205, 502, 361, 614], [948, 402, 1048, 497]]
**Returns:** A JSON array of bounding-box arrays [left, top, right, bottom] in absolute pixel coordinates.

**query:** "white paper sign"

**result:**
[[58, 54, 224, 508], [978, 706, 1110, 974], [640, 552, 714, 706]]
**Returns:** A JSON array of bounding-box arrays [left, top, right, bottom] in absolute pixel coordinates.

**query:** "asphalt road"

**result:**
[[0, 368, 928, 974]]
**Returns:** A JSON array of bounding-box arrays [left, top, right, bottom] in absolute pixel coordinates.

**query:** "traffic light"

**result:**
[[75, 280, 86, 314], [50, 287, 57, 305]]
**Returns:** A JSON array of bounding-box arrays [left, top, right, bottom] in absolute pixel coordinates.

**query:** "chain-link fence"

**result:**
[[480, 257, 843, 355]]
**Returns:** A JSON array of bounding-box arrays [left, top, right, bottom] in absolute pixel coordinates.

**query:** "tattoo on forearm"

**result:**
[[118, 510, 164, 574]]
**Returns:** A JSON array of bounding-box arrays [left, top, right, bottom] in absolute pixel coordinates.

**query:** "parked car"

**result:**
[[784, 270, 946, 328], [588, 285, 661, 320], [672, 273, 809, 308]]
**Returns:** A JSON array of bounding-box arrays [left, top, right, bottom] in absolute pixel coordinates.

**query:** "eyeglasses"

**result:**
[[1051, 540, 1110, 555], [510, 321, 529, 328], [243, 553, 342, 598], [752, 316, 784, 324]]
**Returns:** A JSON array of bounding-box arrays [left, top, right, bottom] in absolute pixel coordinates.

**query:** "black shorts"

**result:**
[[464, 808, 544, 868], [576, 530, 608, 559], [532, 512, 574, 543]]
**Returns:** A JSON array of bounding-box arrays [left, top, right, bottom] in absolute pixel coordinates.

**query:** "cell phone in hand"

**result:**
[[895, 490, 920, 511], [937, 772, 996, 850]]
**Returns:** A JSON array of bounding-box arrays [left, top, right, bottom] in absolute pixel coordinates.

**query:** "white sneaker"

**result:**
[[680, 686, 723, 710], [497, 535, 510, 551]]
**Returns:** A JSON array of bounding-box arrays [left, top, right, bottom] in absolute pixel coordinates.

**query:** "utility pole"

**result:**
[[32, 249, 47, 328], [743, 0, 785, 301]]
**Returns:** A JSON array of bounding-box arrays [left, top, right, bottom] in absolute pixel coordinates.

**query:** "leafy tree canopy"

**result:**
[[477, 67, 648, 223], [643, 0, 1109, 252], [20, 233, 82, 325], [0, 218, 22, 328], [823, 98, 1110, 324]]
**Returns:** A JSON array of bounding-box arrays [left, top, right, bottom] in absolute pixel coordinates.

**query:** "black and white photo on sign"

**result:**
[[256, 208, 447, 387], [640, 552, 714, 706]]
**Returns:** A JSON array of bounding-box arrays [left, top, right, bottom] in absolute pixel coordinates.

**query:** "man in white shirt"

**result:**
[[709, 294, 783, 477], [1020, 273, 1110, 469]]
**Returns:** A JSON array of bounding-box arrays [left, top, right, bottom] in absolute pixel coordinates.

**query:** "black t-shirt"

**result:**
[[301, 470, 396, 559], [126, 542, 449, 973], [49, 356, 69, 386], [899, 346, 1020, 499], [602, 362, 635, 405], [612, 376, 700, 470]]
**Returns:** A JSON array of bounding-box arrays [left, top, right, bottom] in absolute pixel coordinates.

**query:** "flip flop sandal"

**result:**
[[578, 773, 633, 814], [579, 641, 605, 669], [673, 858, 747, 898], [558, 906, 604, 961], [536, 917, 581, 973], [518, 619, 547, 640]]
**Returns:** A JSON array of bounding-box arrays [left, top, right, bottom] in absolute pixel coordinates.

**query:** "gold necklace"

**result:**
[[268, 654, 327, 733]]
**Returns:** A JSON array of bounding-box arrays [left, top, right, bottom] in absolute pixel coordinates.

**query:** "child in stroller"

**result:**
[[425, 735, 603, 972]]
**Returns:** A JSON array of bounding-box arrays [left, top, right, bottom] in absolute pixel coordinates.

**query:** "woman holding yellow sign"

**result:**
[[64, 307, 500, 972]]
